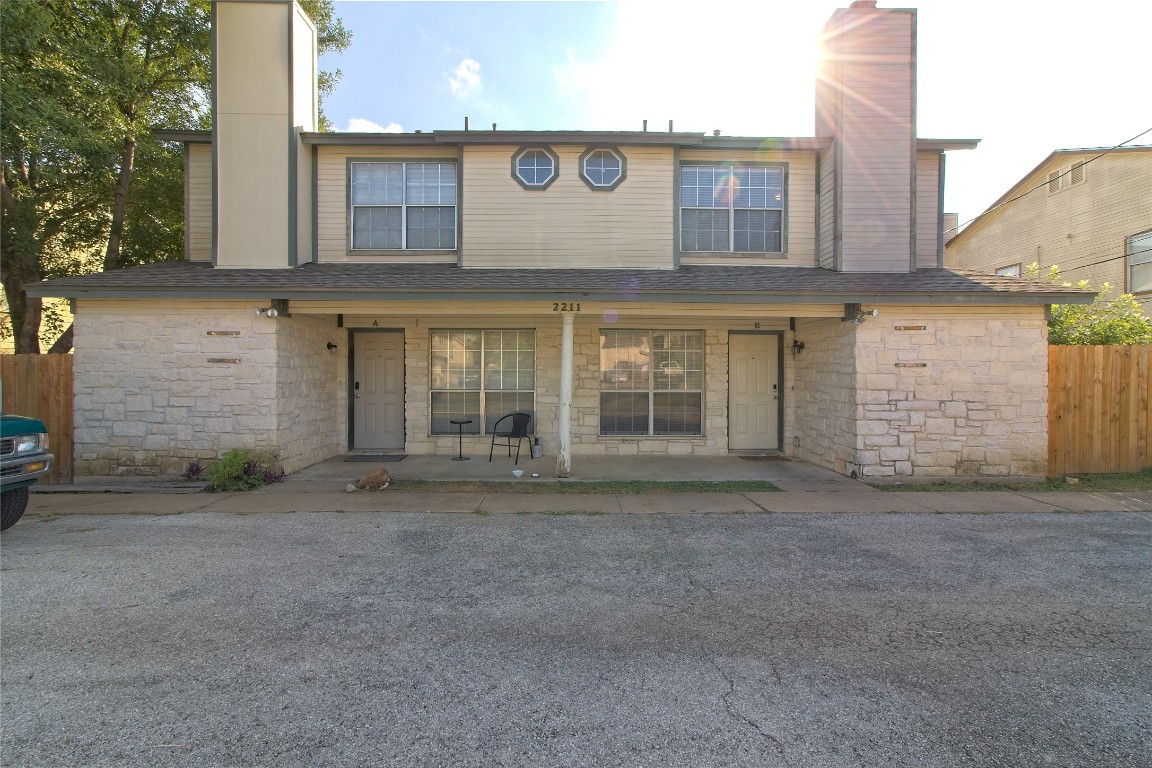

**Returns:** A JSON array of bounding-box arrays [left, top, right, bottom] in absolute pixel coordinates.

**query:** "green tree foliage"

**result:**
[[1024, 262, 1152, 345], [1, 0, 350, 353]]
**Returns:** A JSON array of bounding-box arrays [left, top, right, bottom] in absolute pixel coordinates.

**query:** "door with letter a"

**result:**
[[728, 332, 780, 451], [353, 331, 405, 450]]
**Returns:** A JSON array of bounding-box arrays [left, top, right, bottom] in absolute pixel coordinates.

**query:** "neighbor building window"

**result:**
[[1129, 230, 1152, 294], [995, 264, 1021, 277], [681, 164, 784, 252], [350, 161, 456, 250], [600, 329, 703, 436], [430, 330, 535, 435], [512, 147, 558, 190], [580, 147, 625, 190]]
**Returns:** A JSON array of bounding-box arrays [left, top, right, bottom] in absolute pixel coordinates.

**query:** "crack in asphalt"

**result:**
[[717, 664, 793, 766]]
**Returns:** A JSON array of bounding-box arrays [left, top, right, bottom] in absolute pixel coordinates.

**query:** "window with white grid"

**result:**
[[429, 330, 535, 435], [599, 329, 703, 436], [681, 165, 784, 253], [350, 162, 456, 250]]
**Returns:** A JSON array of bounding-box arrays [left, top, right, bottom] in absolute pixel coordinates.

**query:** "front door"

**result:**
[[353, 331, 404, 450], [728, 333, 780, 450]]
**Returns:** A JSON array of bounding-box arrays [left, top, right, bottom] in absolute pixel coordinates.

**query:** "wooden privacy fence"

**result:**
[[1, 354, 73, 484], [1048, 345, 1151, 475]]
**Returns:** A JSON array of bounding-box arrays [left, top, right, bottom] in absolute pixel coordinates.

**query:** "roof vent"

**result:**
[[850, 1, 878, 7]]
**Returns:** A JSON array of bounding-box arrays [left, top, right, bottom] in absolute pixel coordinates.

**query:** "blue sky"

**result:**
[[319, 0, 1151, 228]]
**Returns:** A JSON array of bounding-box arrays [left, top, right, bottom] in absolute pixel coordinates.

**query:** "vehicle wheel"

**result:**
[[1, 486, 29, 531]]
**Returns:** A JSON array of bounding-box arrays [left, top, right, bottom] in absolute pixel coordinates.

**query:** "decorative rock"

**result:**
[[345, 483, 358, 493], [1065, 476, 1080, 486], [358, 467, 391, 490]]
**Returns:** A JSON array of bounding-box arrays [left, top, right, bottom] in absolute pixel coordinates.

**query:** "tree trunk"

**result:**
[[47, 322, 74, 354], [1, 178, 43, 353], [103, 135, 136, 273], [1, 268, 42, 354]]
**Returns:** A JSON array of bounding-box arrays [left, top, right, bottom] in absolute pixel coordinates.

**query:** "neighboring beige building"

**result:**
[[945, 146, 1152, 309], [30, 0, 1092, 481]]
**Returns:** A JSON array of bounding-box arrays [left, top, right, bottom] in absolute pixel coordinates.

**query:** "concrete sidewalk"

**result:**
[[26, 454, 1152, 517]]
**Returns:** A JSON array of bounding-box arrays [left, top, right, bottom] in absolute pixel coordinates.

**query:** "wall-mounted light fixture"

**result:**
[[326, 342, 338, 352], [854, 308, 880, 325], [791, 339, 805, 355], [253, 306, 279, 318]]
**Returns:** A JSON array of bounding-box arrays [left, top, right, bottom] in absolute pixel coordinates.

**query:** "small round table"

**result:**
[[450, 419, 472, 461]]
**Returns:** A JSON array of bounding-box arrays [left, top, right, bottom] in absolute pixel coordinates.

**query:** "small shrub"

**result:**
[[182, 459, 205, 481], [208, 449, 283, 492]]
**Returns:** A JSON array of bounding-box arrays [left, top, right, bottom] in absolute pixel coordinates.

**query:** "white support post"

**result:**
[[556, 312, 574, 477]]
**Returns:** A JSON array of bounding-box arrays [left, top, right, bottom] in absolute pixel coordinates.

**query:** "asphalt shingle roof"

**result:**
[[28, 261, 1095, 304]]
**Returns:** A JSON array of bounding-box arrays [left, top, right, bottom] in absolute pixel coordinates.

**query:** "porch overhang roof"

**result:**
[[28, 262, 1095, 306]]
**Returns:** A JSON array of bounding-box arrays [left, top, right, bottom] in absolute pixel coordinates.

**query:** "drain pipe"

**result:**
[[556, 313, 574, 477]]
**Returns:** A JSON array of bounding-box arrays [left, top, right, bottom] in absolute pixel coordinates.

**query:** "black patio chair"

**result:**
[[489, 411, 532, 462]]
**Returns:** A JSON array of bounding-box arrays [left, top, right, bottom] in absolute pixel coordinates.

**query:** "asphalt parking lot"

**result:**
[[2, 509, 1150, 767]]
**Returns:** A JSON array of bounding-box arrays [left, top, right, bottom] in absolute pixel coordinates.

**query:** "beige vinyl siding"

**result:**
[[915, 151, 941, 269], [295, 132, 313, 264], [461, 145, 674, 269], [945, 150, 1152, 304], [678, 150, 817, 267], [817, 147, 836, 269], [187, 143, 212, 262], [315, 145, 459, 263]]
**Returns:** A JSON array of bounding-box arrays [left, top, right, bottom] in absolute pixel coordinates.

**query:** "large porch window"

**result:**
[[600, 329, 703, 436], [430, 330, 535, 435]]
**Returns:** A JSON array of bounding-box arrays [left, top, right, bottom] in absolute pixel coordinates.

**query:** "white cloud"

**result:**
[[448, 58, 482, 97], [343, 117, 404, 133]]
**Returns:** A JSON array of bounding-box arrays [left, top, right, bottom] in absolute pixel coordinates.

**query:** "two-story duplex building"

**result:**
[[945, 145, 1152, 310], [30, 0, 1092, 480]]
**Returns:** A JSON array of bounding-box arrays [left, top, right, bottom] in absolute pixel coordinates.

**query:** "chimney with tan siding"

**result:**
[[816, 2, 917, 273]]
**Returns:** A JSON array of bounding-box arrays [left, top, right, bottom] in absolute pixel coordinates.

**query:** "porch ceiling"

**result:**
[[28, 261, 1095, 305]]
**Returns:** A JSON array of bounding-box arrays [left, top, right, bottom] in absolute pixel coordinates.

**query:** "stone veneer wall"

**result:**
[[73, 303, 346, 477], [74, 304, 279, 476], [274, 313, 345, 473], [789, 309, 1049, 478], [789, 318, 859, 474], [851, 311, 1048, 477]]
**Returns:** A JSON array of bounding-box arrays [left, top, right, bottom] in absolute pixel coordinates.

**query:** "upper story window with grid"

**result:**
[[350, 161, 457, 250], [681, 164, 784, 253], [512, 147, 558, 190], [580, 147, 626, 190], [1129, 230, 1152, 294]]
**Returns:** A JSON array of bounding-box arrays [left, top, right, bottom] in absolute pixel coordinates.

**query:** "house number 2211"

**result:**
[[552, 302, 582, 312]]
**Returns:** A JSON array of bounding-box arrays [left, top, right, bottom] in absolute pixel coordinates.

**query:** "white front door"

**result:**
[[353, 331, 404, 450], [728, 333, 780, 450]]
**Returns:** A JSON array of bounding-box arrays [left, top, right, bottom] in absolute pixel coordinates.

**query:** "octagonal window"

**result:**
[[512, 147, 558, 190], [580, 147, 626, 190]]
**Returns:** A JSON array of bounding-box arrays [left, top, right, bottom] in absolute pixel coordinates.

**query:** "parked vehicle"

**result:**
[[1, 414, 53, 531]]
